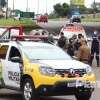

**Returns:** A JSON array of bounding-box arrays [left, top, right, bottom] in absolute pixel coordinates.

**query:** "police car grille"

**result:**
[[55, 69, 86, 78]]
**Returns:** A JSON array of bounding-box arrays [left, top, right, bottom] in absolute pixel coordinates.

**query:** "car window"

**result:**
[[22, 46, 72, 60], [0, 45, 9, 59], [9, 46, 21, 60]]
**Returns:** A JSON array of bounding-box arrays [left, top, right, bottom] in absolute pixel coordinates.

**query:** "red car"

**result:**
[[37, 15, 48, 23]]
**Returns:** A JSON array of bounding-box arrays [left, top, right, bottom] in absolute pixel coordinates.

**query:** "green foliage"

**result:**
[[0, 0, 6, 7], [53, 2, 100, 17], [91, 2, 100, 13], [79, 5, 87, 14], [82, 18, 100, 22], [0, 18, 36, 27], [54, 3, 70, 17]]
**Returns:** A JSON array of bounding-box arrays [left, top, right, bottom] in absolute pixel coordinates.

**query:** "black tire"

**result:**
[[75, 92, 92, 100], [22, 78, 38, 100]]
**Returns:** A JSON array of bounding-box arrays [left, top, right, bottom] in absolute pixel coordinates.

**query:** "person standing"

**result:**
[[67, 38, 75, 57], [90, 30, 100, 67], [47, 33, 54, 44], [77, 39, 91, 64], [74, 34, 84, 51], [57, 32, 68, 50]]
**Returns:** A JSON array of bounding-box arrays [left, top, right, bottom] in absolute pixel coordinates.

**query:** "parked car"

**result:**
[[37, 15, 48, 23]]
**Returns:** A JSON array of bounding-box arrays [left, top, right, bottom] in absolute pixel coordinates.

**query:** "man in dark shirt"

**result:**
[[90, 30, 100, 67], [58, 32, 67, 50]]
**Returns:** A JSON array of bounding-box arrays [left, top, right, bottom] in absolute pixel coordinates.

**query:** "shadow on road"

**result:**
[[0, 93, 73, 100], [0, 94, 21, 100]]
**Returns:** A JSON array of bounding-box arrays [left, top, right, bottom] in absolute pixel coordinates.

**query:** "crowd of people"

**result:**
[[57, 30, 100, 67]]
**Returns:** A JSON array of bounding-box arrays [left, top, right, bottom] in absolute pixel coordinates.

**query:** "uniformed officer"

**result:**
[[57, 32, 68, 50], [74, 34, 84, 51], [77, 39, 91, 64], [67, 38, 75, 57], [90, 30, 100, 67]]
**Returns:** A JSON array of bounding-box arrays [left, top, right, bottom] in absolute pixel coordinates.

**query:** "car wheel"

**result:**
[[75, 92, 92, 100], [22, 78, 38, 100]]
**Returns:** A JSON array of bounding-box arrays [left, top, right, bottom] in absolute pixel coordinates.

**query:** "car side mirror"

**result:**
[[10, 56, 22, 63]]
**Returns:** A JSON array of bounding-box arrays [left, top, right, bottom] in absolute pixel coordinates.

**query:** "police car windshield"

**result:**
[[22, 46, 72, 60]]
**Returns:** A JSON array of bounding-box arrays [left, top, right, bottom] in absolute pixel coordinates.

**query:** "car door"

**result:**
[[1, 46, 22, 88], [0, 45, 9, 86]]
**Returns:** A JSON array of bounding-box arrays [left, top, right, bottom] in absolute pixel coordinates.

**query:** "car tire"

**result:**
[[22, 78, 38, 100], [75, 92, 92, 100]]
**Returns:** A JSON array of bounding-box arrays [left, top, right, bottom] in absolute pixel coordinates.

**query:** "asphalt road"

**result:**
[[37, 20, 100, 37], [0, 20, 100, 100]]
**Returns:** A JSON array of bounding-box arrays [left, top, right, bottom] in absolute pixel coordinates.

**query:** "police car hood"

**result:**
[[38, 60, 88, 69]]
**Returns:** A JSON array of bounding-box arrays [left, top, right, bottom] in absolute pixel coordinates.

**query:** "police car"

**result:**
[[60, 23, 87, 40], [0, 36, 95, 100]]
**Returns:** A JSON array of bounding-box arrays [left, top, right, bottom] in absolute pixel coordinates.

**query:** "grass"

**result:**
[[0, 18, 38, 27], [82, 18, 100, 22]]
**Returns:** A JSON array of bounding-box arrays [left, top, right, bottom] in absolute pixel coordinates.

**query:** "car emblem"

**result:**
[[69, 68, 75, 75]]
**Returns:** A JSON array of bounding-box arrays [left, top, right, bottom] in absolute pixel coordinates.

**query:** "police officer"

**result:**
[[57, 32, 68, 50], [90, 30, 100, 67], [74, 34, 84, 51], [67, 38, 75, 57], [77, 39, 91, 64]]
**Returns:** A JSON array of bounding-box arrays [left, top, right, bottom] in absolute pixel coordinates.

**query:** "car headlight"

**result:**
[[39, 66, 56, 77], [86, 66, 93, 75]]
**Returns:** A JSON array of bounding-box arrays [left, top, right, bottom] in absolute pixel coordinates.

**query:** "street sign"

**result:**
[[70, 0, 84, 6]]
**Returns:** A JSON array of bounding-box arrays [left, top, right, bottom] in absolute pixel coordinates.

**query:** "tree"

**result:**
[[91, 2, 100, 18], [79, 5, 87, 14], [91, 2, 98, 13], [54, 3, 70, 17], [0, 0, 6, 10], [62, 3, 70, 16], [54, 3, 63, 16]]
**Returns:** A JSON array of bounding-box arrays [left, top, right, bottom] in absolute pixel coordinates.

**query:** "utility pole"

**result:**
[[37, 0, 39, 14], [26, 0, 28, 12], [0, 0, 1, 11], [45, 0, 47, 14], [13, 0, 14, 12], [6, 0, 8, 19], [12, 0, 15, 18], [93, 0, 96, 18]]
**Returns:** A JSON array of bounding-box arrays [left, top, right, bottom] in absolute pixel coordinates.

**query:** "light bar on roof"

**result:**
[[11, 35, 48, 41]]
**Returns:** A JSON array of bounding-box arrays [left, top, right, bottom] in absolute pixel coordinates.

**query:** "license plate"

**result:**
[[67, 80, 83, 87], [67, 81, 76, 87]]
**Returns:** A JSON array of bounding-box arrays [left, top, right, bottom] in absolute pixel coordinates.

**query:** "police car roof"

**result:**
[[19, 41, 54, 47], [0, 41, 55, 48]]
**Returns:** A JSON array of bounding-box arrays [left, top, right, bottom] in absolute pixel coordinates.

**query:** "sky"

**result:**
[[8, 0, 100, 14]]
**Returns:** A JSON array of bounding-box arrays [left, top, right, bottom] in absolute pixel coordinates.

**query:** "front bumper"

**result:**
[[36, 80, 95, 96]]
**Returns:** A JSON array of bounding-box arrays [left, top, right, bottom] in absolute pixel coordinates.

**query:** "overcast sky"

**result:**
[[8, 0, 100, 14]]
